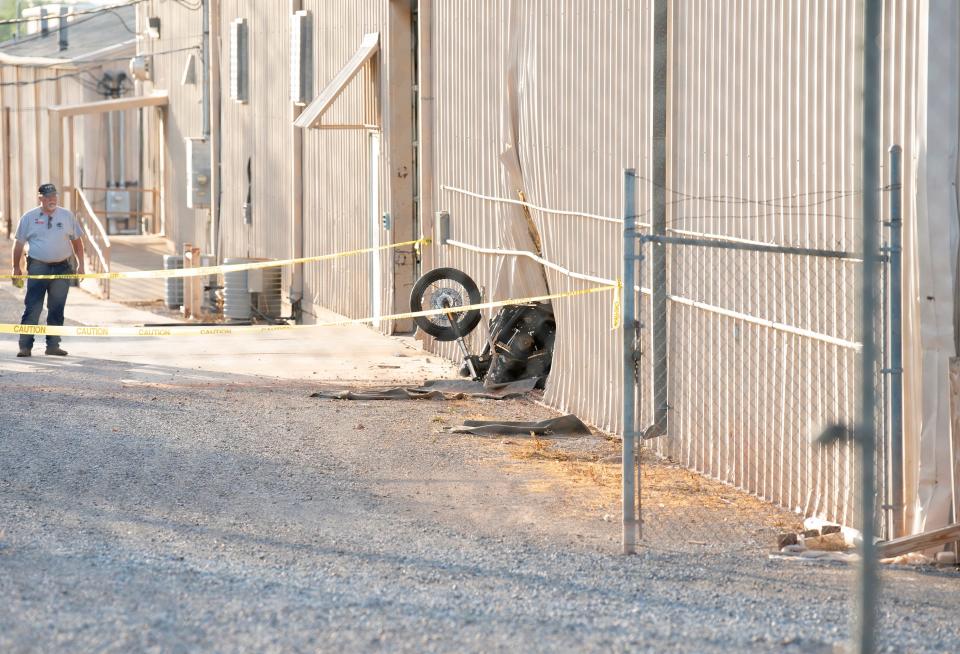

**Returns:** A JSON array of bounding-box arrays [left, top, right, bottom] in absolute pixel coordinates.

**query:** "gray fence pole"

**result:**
[[888, 145, 904, 539], [622, 169, 638, 554], [650, 0, 669, 439], [855, 0, 883, 651]]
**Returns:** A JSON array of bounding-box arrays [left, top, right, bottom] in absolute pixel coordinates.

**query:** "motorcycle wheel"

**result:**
[[409, 267, 483, 341]]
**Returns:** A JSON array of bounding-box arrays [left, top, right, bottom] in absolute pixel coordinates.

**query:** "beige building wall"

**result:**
[[423, 0, 652, 431], [138, 0, 210, 250], [136, 0, 956, 532], [0, 60, 132, 235], [216, 0, 295, 287], [150, 0, 414, 326], [422, 0, 950, 530]]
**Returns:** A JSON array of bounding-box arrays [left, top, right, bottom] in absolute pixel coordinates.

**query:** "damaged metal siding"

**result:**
[[426, 0, 651, 432], [424, 0, 928, 528]]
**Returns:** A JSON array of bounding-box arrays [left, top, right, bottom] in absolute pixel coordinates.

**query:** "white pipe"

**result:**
[[289, 0, 303, 304], [118, 111, 125, 187], [441, 184, 648, 227], [106, 111, 115, 187], [446, 238, 616, 287]]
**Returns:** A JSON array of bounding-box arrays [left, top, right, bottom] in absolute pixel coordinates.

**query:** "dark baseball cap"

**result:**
[[38, 183, 58, 197]]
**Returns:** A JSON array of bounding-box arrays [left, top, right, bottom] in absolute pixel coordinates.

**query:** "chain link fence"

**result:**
[[623, 153, 902, 649], [633, 229, 884, 544]]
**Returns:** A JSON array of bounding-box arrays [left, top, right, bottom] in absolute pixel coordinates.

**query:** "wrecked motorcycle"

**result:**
[[410, 267, 556, 388]]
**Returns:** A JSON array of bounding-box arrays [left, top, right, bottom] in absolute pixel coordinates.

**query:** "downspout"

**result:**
[[290, 0, 304, 320], [118, 111, 126, 186], [137, 107, 144, 231], [107, 111, 115, 188], [417, 0, 434, 274], [201, 1, 210, 139], [207, 0, 222, 260]]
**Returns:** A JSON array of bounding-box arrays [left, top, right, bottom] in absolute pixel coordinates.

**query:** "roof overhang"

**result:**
[[0, 39, 135, 68], [0, 53, 72, 67], [49, 91, 169, 117], [294, 32, 380, 130]]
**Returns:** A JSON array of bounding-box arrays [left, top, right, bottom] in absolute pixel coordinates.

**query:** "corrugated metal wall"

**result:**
[[140, 0, 209, 249], [0, 62, 122, 232], [217, 0, 295, 287], [424, 0, 514, 363], [215, 0, 397, 323], [298, 0, 390, 323], [427, 0, 651, 431], [665, 0, 923, 528], [425, 0, 926, 526], [134, 0, 936, 527]]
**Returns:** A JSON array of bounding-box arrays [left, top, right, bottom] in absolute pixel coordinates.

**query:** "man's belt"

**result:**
[[27, 256, 70, 266]]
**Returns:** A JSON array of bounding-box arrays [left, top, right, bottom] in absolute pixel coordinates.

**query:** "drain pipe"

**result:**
[[118, 111, 126, 187], [207, 0, 222, 260], [107, 111, 115, 188], [289, 0, 304, 320]]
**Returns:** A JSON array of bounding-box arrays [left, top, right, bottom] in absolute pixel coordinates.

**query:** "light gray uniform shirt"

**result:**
[[15, 206, 82, 263]]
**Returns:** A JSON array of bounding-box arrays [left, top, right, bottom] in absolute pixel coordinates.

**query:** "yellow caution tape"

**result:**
[[0, 284, 616, 338], [2, 239, 429, 281], [610, 279, 623, 330]]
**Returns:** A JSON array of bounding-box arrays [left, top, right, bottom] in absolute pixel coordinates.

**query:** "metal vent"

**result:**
[[229, 18, 249, 103], [290, 10, 313, 105]]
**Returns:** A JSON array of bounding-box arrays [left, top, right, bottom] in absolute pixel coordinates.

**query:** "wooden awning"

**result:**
[[48, 91, 169, 117], [294, 32, 379, 130]]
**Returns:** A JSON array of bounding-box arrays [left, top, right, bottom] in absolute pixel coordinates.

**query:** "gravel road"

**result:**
[[0, 284, 958, 653]]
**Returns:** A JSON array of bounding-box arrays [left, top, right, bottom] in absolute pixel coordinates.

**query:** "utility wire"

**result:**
[[170, 0, 203, 10], [0, 9, 131, 49], [0, 0, 147, 26], [0, 46, 200, 87]]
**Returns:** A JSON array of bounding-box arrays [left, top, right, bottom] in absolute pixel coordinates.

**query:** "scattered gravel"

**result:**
[[1, 287, 958, 653]]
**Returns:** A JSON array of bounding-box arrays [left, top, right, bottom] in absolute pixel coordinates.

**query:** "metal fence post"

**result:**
[[622, 168, 638, 554], [650, 0, 669, 439], [888, 145, 904, 539], [855, 0, 883, 651]]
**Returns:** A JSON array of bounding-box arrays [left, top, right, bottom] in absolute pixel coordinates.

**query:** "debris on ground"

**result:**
[[310, 378, 537, 401], [447, 414, 591, 436], [876, 522, 960, 559], [880, 552, 934, 566], [774, 519, 960, 570]]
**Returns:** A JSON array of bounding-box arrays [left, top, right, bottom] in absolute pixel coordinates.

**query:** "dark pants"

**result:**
[[19, 258, 71, 350]]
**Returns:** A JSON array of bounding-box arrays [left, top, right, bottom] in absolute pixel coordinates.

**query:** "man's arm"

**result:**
[[70, 238, 85, 275], [12, 240, 24, 275]]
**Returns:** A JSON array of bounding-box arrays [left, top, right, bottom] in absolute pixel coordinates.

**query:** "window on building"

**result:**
[[229, 18, 249, 103], [290, 10, 312, 105]]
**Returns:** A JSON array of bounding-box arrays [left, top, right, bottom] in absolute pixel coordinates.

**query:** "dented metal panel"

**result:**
[[424, 0, 927, 528]]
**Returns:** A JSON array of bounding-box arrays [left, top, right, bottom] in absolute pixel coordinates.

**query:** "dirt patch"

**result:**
[[497, 433, 803, 552]]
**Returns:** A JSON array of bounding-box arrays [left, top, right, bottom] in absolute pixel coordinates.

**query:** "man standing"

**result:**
[[11, 183, 85, 357]]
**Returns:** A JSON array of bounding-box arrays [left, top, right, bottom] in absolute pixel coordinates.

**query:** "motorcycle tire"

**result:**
[[410, 267, 483, 341]]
